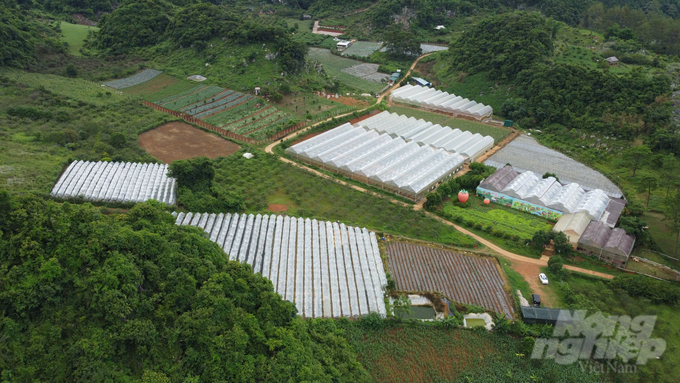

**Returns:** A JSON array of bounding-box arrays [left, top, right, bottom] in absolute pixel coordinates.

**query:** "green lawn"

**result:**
[[59, 22, 99, 56], [387, 105, 510, 142]]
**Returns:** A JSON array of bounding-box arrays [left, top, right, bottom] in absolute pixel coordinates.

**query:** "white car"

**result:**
[[539, 273, 549, 285]]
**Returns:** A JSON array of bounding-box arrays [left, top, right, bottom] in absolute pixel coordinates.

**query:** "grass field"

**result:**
[[211, 149, 478, 248], [554, 274, 679, 383], [59, 22, 99, 56], [308, 48, 385, 93], [387, 105, 510, 142], [0, 69, 126, 106], [337, 323, 601, 382]]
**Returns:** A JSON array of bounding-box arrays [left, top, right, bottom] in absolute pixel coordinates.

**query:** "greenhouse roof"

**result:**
[[479, 165, 519, 193], [604, 228, 635, 256], [579, 221, 611, 249]]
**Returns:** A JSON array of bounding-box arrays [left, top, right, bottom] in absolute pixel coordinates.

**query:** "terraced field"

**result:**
[[386, 242, 514, 317], [111, 71, 300, 140]]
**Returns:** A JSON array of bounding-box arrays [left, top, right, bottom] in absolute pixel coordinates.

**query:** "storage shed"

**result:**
[[412, 77, 431, 87]]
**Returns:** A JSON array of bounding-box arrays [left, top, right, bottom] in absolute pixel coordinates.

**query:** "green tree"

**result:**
[[531, 230, 551, 251], [552, 231, 573, 257], [635, 170, 660, 208], [383, 27, 422, 57], [548, 255, 564, 276], [0, 194, 371, 382], [392, 294, 412, 319], [622, 145, 652, 176], [665, 192, 680, 256], [66, 63, 78, 78]]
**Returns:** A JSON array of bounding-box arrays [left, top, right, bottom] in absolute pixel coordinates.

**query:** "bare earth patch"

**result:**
[[268, 204, 289, 212], [139, 122, 240, 164]]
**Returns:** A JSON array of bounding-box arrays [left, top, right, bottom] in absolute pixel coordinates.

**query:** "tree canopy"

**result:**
[[449, 11, 557, 81], [0, 192, 370, 381]]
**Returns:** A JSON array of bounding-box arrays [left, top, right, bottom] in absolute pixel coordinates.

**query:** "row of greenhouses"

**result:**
[[356, 111, 494, 161], [50, 161, 176, 205], [174, 212, 388, 319], [478, 166, 612, 220], [390, 85, 493, 119], [286, 123, 465, 200]]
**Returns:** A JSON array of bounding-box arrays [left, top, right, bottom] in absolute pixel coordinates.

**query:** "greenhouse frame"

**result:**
[[355, 111, 495, 161], [577, 222, 635, 267], [286, 123, 465, 200], [50, 160, 176, 205], [173, 212, 388, 318], [390, 85, 493, 119]]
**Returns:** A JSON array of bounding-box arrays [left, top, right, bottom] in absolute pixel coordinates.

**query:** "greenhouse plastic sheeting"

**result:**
[[391, 85, 493, 118], [173, 213, 387, 318], [51, 160, 176, 204]]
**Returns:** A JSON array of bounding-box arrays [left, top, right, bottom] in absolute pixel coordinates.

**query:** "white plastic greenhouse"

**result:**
[[482, 167, 612, 220], [354, 112, 494, 161], [50, 160, 176, 204], [175, 213, 388, 319], [391, 85, 493, 119], [286, 123, 465, 200]]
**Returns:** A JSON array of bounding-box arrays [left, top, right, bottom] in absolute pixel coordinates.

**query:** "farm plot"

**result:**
[[103, 69, 162, 89], [342, 41, 383, 57], [108, 71, 299, 140], [386, 242, 514, 317], [121, 74, 198, 102], [139, 122, 241, 163], [342, 63, 390, 83], [308, 48, 385, 93], [50, 160, 176, 205], [174, 212, 388, 318]]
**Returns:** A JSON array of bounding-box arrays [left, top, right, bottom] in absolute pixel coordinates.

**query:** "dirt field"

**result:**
[[139, 122, 240, 163], [268, 204, 289, 212]]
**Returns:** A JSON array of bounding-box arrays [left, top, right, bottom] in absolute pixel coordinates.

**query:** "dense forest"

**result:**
[[0, 193, 371, 381]]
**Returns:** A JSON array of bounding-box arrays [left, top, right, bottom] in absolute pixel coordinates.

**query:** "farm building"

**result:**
[[355, 111, 495, 161], [552, 212, 591, 244], [174, 212, 387, 318], [521, 307, 566, 325], [412, 77, 431, 87], [50, 160, 176, 205], [577, 222, 635, 266], [477, 166, 625, 223], [286, 122, 465, 200], [390, 84, 493, 119], [605, 56, 619, 66], [336, 40, 351, 49]]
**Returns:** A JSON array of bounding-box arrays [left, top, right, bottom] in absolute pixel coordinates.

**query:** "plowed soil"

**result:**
[[268, 204, 289, 212], [139, 122, 240, 163]]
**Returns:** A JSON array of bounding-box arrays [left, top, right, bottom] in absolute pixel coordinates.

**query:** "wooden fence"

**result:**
[[141, 101, 307, 145]]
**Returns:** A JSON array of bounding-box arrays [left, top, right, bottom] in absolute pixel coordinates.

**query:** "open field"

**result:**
[[338, 323, 601, 383], [1, 69, 126, 106], [342, 41, 383, 57], [387, 105, 510, 142], [308, 48, 385, 93], [121, 74, 198, 102], [138, 122, 241, 163], [211, 150, 478, 248], [59, 22, 99, 56], [387, 242, 514, 316]]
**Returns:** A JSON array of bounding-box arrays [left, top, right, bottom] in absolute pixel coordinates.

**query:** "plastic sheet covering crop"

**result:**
[[391, 84, 492, 118], [174, 212, 387, 318], [51, 161, 176, 205]]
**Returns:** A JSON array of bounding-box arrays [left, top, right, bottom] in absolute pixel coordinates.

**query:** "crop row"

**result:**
[[204, 99, 263, 126], [156, 84, 204, 104], [194, 95, 253, 119], [247, 116, 295, 139], [180, 90, 234, 113], [386, 242, 514, 317], [235, 110, 286, 134], [161, 86, 224, 111], [104, 69, 163, 90], [186, 92, 244, 116], [220, 106, 276, 130], [442, 204, 551, 240]]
